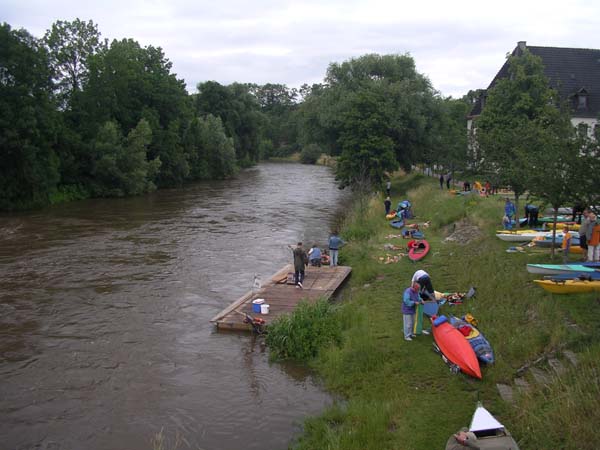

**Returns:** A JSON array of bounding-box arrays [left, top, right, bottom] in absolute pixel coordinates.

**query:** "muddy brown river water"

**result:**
[[0, 162, 351, 450]]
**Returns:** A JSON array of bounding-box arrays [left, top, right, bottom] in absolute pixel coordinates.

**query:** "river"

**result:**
[[0, 162, 351, 450]]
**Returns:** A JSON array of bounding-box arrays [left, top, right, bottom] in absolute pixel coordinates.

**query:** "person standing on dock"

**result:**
[[328, 231, 345, 267], [291, 242, 308, 288]]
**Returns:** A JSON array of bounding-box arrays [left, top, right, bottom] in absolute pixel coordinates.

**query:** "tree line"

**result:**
[[4, 19, 595, 213], [0, 20, 306, 210]]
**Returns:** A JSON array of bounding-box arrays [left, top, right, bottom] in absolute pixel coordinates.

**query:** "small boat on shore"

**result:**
[[533, 279, 600, 294], [432, 315, 481, 379], [408, 239, 429, 261], [526, 263, 598, 276], [467, 402, 520, 450]]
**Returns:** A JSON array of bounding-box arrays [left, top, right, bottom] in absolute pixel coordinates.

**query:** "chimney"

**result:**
[[518, 41, 527, 51]]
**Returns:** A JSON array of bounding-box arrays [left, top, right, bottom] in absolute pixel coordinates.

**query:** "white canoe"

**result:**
[[496, 232, 547, 242]]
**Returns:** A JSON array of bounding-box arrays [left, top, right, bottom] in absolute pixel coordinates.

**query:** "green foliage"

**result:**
[[195, 81, 266, 165], [49, 184, 89, 204], [43, 18, 106, 108], [90, 119, 160, 196], [266, 299, 342, 362], [184, 115, 237, 180], [0, 23, 60, 210], [299, 143, 323, 164], [298, 54, 437, 190], [476, 49, 565, 215]]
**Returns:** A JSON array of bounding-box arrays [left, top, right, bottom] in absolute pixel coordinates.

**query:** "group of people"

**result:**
[[289, 231, 346, 288], [578, 208, 600, 262], [439, 173, 453, 190]]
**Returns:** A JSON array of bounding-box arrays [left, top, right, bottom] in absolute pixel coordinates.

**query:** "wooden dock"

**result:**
[[210, 264, 352, 331]]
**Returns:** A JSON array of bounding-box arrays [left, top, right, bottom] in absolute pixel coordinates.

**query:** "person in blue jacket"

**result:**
[[328, 231, 345, 267], [402, 281, 424, 341], [308, 244, 322, 267], [503, 198, 516, 229]]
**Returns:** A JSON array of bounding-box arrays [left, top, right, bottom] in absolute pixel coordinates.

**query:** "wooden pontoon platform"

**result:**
[[210, 264, 352, 331]]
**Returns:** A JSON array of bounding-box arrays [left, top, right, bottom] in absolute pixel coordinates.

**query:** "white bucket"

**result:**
[[252, 298, 264, 313], [260, 304, 270, 314]]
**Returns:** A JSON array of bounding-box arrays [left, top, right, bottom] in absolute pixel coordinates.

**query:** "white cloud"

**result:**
[[4, 0, 600, 97]]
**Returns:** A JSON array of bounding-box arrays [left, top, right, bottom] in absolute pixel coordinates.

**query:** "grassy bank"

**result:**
[[285, 173, 599, 450]]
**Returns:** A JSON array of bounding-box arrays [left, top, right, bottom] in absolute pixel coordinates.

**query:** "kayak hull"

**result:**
[[534, 279, 600, 294], [432, 316, 481, 379], [526, 264, 597, 275]]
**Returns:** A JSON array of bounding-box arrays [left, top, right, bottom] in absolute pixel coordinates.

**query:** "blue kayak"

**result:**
[[449, 316, 494, 365], [544, 272, 600, 281], [390, 219, 405, 229]]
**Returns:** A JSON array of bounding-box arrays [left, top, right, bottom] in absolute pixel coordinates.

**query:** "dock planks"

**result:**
[[210, 264, 352, 331]]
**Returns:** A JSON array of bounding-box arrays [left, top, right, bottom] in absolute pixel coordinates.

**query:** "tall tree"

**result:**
[[195, 81, 265, 166], [298, 53, 436, 189], [44, 19, 106, 109], [0, 23, 59, 210], [476, 49, 562, 221], [90, 119, 160, 197]]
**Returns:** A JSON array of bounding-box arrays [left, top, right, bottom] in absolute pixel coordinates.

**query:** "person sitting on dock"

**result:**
[[291, 242, 308, 288], [308, 244, 322, 267]]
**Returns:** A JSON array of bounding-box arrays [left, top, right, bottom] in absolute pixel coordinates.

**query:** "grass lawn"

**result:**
[[280, 173, 599, 450]]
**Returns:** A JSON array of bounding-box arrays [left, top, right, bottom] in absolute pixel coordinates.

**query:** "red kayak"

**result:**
[[431, 315, 481, 379], [407, 239, 430, 261]]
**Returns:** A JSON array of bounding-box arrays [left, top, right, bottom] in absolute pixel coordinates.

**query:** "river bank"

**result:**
[[290, 173, 599, 450]]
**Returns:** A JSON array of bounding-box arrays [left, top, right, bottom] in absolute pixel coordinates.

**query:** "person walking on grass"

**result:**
[[384, 196, 392, 215], [328, 231, 345, 267], [439, 174, 444, 189], [402, 281, 424, 341], [386, 180, 391, 197]]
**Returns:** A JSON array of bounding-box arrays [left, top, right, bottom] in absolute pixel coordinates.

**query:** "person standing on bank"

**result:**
[[402, 281, 424, 341], [384, 196, 392, 215], [579, 208, 591, 260], [446, 172, 452, 189], [290, 242, 308, 288], [386, 180, 391, 197], [439, 174, 444, 189], [328, 231, 345, 267]]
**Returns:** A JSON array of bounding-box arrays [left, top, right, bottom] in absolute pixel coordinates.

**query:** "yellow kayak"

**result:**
[[534, 279, 600, 294]]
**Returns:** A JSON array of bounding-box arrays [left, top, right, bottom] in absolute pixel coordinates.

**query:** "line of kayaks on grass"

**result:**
[[527, 262, 600, 294], [387, 212, 430, 261]]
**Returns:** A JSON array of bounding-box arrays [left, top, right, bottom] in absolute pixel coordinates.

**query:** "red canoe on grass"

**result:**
[[407, 239, 430, 261], [431, 315, 482, 379]]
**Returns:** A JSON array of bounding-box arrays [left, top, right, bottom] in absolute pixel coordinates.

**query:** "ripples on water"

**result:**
[[0, 162, 351, 450]]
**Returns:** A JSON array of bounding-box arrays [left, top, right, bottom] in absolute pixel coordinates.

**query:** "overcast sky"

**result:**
[[4, 0, 600, 98]]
